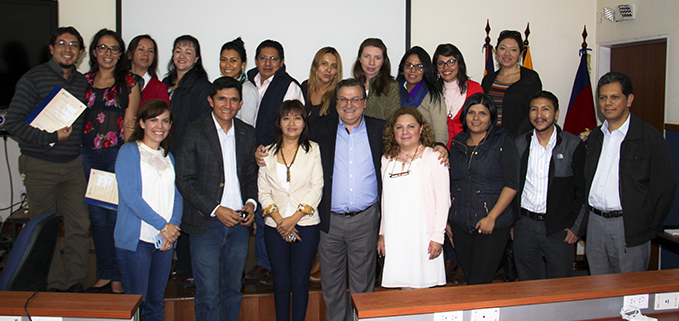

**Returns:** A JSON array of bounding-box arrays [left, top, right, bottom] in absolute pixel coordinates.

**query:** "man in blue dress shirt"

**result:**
[[311, 78, 385, 321]]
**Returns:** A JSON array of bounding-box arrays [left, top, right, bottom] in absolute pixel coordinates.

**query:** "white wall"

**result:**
[[596, 0, 679, 124], [60, 0, 117, 73], [121, 0, 406, 82], [411, 0, 598, 128]]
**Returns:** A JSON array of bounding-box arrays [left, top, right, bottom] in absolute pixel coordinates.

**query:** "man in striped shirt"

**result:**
[[4, 26, 90, 292], [513, 91, 586, 280]]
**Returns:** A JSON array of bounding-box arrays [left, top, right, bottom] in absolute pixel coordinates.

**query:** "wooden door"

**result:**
[[610, 40, 667, 133]]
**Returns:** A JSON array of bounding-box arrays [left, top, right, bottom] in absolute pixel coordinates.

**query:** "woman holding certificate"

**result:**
[[81, 28, 140, 293]]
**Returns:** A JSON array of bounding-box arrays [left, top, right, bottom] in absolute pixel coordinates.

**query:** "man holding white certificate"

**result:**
[[4, 26, 90, 292]]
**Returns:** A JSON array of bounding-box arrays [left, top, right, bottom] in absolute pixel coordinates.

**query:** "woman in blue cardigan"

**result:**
[[114, 99, 182, 321]]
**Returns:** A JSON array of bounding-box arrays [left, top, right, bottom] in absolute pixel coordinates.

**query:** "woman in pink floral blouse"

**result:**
[[81, 28, 140, 294]]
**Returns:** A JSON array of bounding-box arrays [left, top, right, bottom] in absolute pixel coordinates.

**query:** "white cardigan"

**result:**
[[257, 141, 324, 227]]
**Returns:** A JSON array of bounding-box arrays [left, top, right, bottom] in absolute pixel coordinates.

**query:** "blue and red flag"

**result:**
[[483, 43, 494, 77], [564, 49, 597, 140]]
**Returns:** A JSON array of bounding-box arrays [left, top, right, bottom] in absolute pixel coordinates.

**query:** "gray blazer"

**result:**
[[176, 113, 258, 236]]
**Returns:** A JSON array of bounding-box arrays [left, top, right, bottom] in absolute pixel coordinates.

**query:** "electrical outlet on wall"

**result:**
[[655, 292, 679, 310], [434, 311, 463, 321], [471, 308, 499, 321], [624, 294, 650, 309]]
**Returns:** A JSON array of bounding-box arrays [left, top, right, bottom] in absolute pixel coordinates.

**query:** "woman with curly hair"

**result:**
[[377, 107, 450, 289], [81, 28, 141, 293]]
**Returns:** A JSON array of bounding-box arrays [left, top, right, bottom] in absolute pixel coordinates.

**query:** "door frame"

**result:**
[[596, 34, 670, 128]]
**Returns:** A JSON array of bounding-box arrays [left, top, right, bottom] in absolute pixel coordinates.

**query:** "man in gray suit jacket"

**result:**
[[176, 77, 258, 321]]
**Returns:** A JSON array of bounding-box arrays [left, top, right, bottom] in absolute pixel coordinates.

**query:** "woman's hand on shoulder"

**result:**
[[434, 145, 449, 167]]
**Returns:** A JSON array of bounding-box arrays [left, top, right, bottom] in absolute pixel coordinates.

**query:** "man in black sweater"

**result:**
[[514, 91, 586, 280], [5, 27, 90, 292]]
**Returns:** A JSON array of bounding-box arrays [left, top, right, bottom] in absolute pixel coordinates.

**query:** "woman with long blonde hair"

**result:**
[[301, 47, 342, 124]]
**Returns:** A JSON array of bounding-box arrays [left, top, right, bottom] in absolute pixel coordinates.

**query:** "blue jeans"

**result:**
[[254, 207, 271, 270], [117, 241, 173, 321], [82, 147, 121, 282], [190, 219, 249, 321], [265, 225, 320, 321]]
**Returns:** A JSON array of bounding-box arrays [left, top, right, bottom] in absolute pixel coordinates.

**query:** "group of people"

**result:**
[[3, 25, 676, 321]]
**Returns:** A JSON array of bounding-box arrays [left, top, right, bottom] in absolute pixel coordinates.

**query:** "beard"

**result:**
[[533, 118, 556, 132], [57, 61, 74, 69]]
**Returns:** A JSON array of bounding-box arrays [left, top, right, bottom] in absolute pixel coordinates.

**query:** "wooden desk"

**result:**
[[657, 230, 679, 254], [352, 269, 679, 320], [0, 292, 141, 320]]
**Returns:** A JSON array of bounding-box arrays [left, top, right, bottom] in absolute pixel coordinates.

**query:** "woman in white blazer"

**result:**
[[258, 99, 323, 321]]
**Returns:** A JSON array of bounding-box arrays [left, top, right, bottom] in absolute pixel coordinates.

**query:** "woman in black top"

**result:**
[[447, 93, 519, 285], [162, 35, 211, 154], [481, 30, 541, 137], [300, 47, 342, 125]]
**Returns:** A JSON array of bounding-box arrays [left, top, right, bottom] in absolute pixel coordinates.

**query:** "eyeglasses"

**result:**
[[258, 56, 280, 62], [436, 59, 457, 68], [389, 170, 411, 178], [96, 44, 122, 55], [54, 40, 80, 49], [404, 63, 424, 71], [337, 97, 365, 105]]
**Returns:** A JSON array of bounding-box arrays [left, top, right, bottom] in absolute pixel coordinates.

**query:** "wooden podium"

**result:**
[[0, 292, 141, 320], [352, 269, 679, 320]]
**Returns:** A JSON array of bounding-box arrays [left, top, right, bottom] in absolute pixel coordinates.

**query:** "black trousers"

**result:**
[[451, 224, 511, 285]]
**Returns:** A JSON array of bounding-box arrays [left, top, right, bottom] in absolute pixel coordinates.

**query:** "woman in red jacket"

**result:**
[[126, 35, 170, 107], [433, 44, 483, 148]]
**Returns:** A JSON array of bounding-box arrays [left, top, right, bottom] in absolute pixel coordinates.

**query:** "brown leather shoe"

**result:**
[[245, 265, 270, 280], [310, 253, 320, 274]]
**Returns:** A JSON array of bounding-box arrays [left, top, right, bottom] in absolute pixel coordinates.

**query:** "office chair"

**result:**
[[0, 212, 61, 291]]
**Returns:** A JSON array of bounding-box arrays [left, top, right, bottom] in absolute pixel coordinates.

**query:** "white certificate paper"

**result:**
[[84, 169, 119, 211], [26, 86, 87, 133]]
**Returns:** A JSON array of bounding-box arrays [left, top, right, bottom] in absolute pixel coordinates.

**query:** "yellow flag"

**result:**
[[523, 45, 533, 70]]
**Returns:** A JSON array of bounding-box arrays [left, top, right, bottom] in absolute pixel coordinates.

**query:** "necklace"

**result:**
[[280, 144, 300, 182], [390, 145, 421, 178]]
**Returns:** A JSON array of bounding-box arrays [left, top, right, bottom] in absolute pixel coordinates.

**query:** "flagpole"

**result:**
[[483, 19, 494, 77], [564, 25, 597, 140], [523, 23, 530, 62], [522, 22, 534, 70]]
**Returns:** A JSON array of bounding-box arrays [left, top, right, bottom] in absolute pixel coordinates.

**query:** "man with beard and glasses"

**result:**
[[513, 91, 586, 280], [4, 26, 90, 292]]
